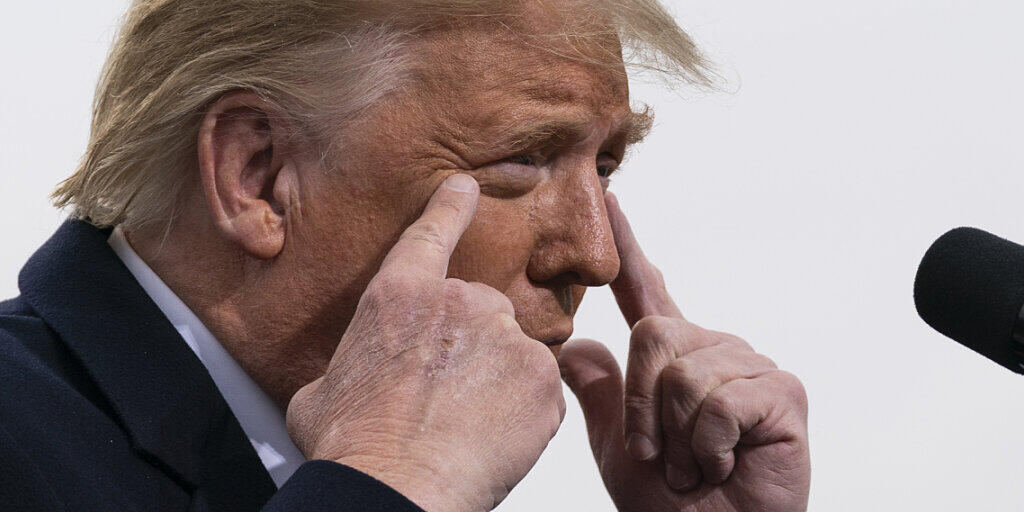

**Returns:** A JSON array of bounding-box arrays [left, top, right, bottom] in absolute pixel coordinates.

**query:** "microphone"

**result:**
[[914, 227, 1024, 374]]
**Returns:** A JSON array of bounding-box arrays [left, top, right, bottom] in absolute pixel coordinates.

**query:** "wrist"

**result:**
[[332, 454, 473, 512]]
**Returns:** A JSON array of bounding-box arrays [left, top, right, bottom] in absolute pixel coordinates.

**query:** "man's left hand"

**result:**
[[558, 193, 811, 512]]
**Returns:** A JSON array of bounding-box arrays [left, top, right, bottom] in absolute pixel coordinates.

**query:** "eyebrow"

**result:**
[[623, 106, 654, 145], [492, 107, 654, 154]]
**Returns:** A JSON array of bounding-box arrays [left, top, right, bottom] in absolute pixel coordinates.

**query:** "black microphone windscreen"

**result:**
[[914, 227, 1024, 374]]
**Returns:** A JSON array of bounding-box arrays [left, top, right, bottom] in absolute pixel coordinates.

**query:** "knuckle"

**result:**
[[441, 278, 472, 304], [663, 356, 704, 385], [630, 315, 679, 351], [774, 370, 808, 408], [511, 335, 545, 364], [541, 365, 562, 397], [713, 331, 750, 349], [691, 435, 727, 462], [492, 291, 516, 315], [753, 352, 778, 370], [683, 322, 716, 346], [531, 345, 561, 382], [623, 393, 655, 419], [469, 282, 515, 314], [663, 357, 703, 391], [703, 387, 736, 422], [367, 273, 415, 299], [645, 262, 666, 288], [661, 360, 707, 420], [361, 279, 400, 311], [403, 220, 449, 254], [517, 341, 562, 399], [631, 315, 666, 340], [488, 311, 520, 332], [499, 297, 516, 316]]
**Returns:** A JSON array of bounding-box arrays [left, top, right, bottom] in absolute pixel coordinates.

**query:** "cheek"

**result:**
[[291, 167, 431, 318], [446, 196, 534, 291]]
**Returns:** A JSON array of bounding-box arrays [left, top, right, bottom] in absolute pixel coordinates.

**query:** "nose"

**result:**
[[526, 167, 620, 287]]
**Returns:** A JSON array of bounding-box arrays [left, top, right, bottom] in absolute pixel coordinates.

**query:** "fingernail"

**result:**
[[625, 433, 657, 461], [444, 173, 477, 192], [666, 464, 696, 491]]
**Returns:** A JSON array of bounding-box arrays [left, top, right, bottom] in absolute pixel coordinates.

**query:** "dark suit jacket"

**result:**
[[0, 220, 423, 511]]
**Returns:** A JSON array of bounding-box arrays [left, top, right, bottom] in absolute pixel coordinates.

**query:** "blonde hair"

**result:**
[[53, 0, 711, 231]]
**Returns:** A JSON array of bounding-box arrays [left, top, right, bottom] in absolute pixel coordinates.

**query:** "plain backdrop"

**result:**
[[3, 1, 1024, 510]]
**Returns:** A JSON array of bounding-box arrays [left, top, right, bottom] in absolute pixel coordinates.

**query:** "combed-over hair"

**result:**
[[53, 0, 711, 230]]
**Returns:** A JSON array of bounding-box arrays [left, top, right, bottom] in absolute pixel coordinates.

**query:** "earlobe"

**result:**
[[227, 204, 286, 260], [197, 91, 291, 259]]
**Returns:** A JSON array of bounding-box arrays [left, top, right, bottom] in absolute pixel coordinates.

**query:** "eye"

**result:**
[[506, 154, 537, 167], [596, 153, 619, 178], [474, 153, 546, 198]]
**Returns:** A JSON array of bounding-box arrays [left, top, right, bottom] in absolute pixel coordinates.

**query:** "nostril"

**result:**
[[534, 271, 582, 288], [557, 271, 582, 287], [533, 252, 618, 287]]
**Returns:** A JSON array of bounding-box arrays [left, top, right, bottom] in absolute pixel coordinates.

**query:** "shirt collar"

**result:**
[[108, 227, 306, 488], [19, 219, 274, 504]]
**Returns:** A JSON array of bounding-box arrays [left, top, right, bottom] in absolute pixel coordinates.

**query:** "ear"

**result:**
[[197, 91, 296, 259]]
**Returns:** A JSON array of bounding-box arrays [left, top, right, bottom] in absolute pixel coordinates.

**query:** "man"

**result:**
[[0, 0, 811, 510]]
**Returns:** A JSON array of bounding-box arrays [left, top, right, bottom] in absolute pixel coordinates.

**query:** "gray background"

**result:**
[[3, 1, 1023, 510]]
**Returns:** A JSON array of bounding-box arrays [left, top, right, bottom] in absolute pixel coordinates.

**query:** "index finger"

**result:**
[[378, 173, 480, 280], [605, 192, 683, 327]]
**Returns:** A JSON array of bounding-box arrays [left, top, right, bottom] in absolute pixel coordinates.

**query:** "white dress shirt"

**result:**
[[108, 228, 306, 488]]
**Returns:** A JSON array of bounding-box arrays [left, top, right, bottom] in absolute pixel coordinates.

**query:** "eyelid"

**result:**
[[503, 151, 548, 167], [473, 158, 545, 198], [597, 152, 620, 167], [596, 152, 621, 179]]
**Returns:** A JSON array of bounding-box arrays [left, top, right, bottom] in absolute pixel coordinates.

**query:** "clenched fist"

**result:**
[[287, 174, 565, 512], [559, 193, 811, 512]]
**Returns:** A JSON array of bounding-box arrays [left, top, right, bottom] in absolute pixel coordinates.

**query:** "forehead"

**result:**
[[411, 17, 631, 122]]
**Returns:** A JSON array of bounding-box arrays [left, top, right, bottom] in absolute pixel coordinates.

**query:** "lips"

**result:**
[[534, 330, 571, 346], [508, 285, 575, 346]]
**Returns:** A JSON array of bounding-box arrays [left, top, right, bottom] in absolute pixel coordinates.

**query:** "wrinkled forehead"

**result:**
[[409, 9, 631, 120]]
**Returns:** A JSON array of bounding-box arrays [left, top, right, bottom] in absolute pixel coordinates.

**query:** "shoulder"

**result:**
[[0, 296, 111, 421], [0, 296, 69, 380], [0, 296, 62, 370]]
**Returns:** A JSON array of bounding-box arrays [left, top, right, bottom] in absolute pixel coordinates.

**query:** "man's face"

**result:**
[[290, 14, 644, 349]]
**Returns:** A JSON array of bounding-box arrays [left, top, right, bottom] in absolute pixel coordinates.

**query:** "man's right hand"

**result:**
[[286, 173, 565, 512]]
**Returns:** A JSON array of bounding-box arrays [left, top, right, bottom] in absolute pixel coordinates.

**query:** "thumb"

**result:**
[[558, 338, 625, 460]]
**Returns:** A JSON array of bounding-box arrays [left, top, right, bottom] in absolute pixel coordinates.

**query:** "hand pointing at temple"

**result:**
[[558, 193, 811, 512], [287, 175, 565, 512]]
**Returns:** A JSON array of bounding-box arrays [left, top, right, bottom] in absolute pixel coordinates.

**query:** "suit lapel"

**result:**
[[19, 220, 276, 508]]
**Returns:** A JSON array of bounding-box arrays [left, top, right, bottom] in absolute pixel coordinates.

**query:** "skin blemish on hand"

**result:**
[[427, 337, 456, 377], [440, 337, 455, 351]]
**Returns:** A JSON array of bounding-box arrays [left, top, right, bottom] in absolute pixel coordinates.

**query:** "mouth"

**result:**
[[537, 334, 570, 347], [526, 314, 574, 348]]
